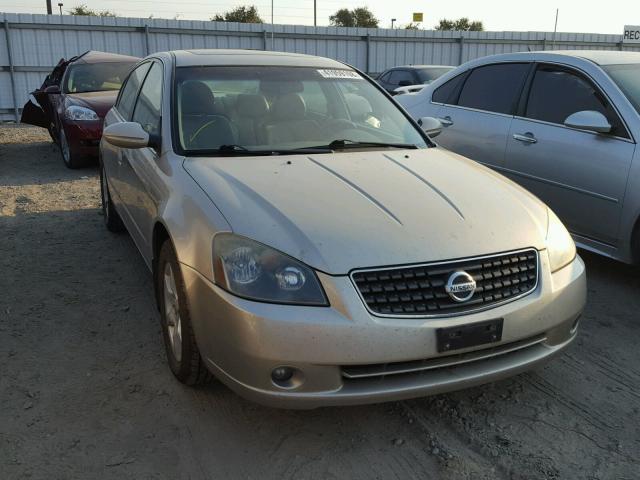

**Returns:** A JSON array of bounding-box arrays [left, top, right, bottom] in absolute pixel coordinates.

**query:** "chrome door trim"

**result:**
[[486, 163, 620, 204]]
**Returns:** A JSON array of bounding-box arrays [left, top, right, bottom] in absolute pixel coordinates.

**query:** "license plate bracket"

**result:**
[[436, 319, 504, 353]]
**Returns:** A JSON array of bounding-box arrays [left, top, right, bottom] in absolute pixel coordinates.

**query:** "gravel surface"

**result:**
[[1, 126, 639, 480]]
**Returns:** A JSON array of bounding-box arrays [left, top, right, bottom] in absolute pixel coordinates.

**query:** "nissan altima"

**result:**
[[99, 49, 586, 408]]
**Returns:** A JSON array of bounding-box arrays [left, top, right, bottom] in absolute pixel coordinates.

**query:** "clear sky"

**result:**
[[0, 0, 638, 34]]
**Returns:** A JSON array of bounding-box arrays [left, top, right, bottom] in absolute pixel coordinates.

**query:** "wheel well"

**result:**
[[632, 216, 640, 264], [152, 222, 171, 309]]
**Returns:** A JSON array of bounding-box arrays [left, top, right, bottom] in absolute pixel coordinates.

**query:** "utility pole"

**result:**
[[313, 0, 316, 27], [391, 18, 396, 29], [552, 8, 559, 46], [271, 0, 273, 24], [46, 0, 52, 14]]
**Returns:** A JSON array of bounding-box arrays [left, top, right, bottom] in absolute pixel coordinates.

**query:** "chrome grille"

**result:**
[[351, 249, 539, 317]]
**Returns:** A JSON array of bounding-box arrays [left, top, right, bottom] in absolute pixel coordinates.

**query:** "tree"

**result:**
[[404, 22, 421, 30], [68, 4, 117, 16], [212, 5, 263, 23], [329, 7, 378, 28], [435, 17, 483, 31]]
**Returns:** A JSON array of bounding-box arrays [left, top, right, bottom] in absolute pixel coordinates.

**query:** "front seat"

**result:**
[[179, 81, 235, 150], [234, 94, 270, 146], [263, 93, 324, 145]]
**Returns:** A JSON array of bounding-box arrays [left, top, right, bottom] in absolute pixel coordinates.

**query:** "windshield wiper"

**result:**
[[190, 144, 333, 156], [304, 139, 419, 151]]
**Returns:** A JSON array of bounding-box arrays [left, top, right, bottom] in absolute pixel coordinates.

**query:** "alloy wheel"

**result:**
[[163, 262, 183, 362]]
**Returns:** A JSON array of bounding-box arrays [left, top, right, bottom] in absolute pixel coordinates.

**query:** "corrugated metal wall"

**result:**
[[2, 12, 639, 121]]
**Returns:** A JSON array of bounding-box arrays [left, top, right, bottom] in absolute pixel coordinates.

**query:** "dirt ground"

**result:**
[[1, 125, 639, 480]]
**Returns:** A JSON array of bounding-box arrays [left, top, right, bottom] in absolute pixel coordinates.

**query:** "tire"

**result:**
[[59, 127, 84, 169], [157, 241, 212, 386], [99, 162, 125, 233]]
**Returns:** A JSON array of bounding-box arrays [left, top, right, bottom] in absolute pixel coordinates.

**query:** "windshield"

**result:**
[[603, 63, 640, 115], [416, 67, 453, 84], [174, 66, 429, 155], [64, 62, 134, 94]]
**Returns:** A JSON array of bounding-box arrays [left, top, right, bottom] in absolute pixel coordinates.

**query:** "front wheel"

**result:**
[[157, 241, 212, 386], [60, 128, 84, 169]]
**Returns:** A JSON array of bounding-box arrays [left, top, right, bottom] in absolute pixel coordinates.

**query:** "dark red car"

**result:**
[[22, 50, 139, 168]]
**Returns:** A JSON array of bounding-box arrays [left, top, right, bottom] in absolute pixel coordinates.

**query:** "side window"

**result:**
[[378, 71, 391, 83], [389, 69, 414, 86], [132, 62, 163, 137], [457, 63, 529, 114], [117, 63, 151, 121], [432, 72, 467, 104], [525, 65, 626, 136]]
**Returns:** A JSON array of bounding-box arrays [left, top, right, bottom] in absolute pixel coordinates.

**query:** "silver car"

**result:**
[[99, 49, 585, 408], [397, 51, 640, 265]]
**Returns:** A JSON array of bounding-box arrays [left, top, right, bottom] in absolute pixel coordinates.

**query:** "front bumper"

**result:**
[[181, 250, 586, 409], [63, 121, 103, 157]]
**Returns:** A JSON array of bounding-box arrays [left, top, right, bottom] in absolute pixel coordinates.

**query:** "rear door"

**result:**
[[432, 63, 531, 168], [504, 63, 635, 245]]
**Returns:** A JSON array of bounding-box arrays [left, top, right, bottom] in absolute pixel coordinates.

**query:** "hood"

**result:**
[[66, 90, 119, 117], [184, 149, 549, 275]]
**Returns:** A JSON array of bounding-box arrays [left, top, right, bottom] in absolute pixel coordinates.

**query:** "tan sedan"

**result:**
[[99, 49, 586, 408]]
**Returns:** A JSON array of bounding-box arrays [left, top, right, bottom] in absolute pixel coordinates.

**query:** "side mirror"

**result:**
[[564, 110, 612, 134], [418, 117, 443, 138], [398, 80, 413, 87], [44, 85, 61, 94], [103, 122, 150, 149]]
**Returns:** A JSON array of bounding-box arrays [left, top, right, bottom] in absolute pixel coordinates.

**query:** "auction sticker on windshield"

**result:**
[[317, 69, 362, 79]]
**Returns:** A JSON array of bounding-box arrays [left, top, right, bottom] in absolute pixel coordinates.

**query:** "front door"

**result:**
[[504, 64, 635, 246], [119, 61, 164, 259]]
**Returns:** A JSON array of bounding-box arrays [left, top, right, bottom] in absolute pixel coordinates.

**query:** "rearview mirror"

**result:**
[[103, 122, 150, 149], [564, 110, 612, 134], [44, 85, 61, 94], [418, 117, 443, 138]]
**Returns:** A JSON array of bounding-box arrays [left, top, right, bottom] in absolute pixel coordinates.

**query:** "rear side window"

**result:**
[[432, 73, 467, 104], [116, 62, 151, 121], [457, 63, 529, 114], [388, 69, 415, 86], [525, 65, 626, 137]]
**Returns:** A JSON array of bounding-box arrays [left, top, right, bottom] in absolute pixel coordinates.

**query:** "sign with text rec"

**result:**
[[623, 25, 640, 43]]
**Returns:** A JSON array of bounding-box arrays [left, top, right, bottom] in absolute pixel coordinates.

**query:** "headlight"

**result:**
[[546, 208, 576, 272], [213, 233, 328, 306], [64, 105, 99, 121]]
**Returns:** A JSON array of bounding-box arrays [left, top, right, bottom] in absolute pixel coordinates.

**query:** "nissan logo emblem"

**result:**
[[445, 271, 477, 303]]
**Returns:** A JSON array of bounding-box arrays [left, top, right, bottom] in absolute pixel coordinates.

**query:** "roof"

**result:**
[[72, 50, 140, 64], [171, 49, 348, 69], [400, 65, 455, 69], [470, 50, 640, 66], [541, 50, 640, 65]]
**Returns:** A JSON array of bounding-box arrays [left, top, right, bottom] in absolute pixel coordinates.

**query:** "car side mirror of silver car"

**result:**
[[418, 117, 443, 138], [103, 122, 150, 149], [564, 110, 612, 134]]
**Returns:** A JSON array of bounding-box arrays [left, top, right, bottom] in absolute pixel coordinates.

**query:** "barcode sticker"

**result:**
[[317, 69, 362, 80]]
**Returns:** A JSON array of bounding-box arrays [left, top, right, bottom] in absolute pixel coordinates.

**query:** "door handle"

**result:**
[[437, 116, 454, 127], [513, 133, 537, 144]]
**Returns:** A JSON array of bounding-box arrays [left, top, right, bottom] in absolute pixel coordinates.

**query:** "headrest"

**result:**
[[344, 93, 373, 119], [271, 93, 306, 120], [180, 81, 215, 115], [260, 80, 304, 96], [236, 94, 269, 118]]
